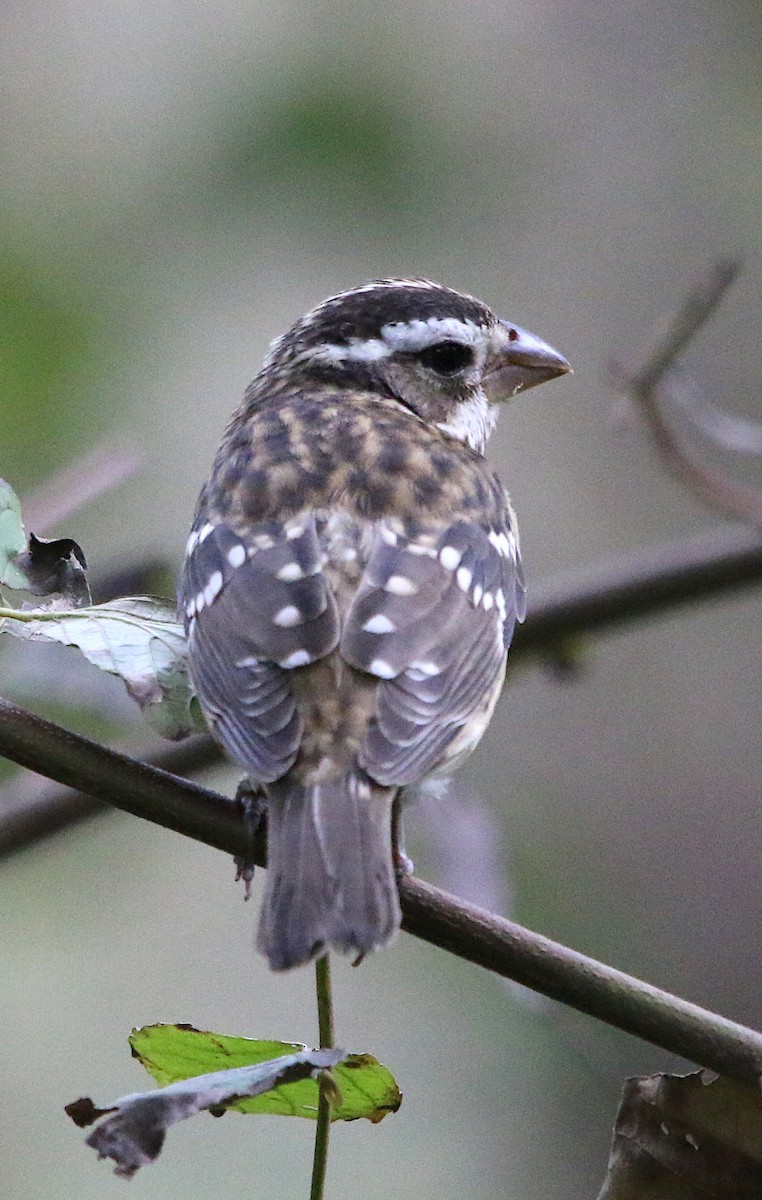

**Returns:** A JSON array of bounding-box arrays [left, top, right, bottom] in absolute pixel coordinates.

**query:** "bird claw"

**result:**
[[393, 845, 415, 878], [233, 779, 267, 899]]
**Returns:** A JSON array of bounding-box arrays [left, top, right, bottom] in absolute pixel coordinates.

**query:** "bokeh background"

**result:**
[[1, 2, 761, 1197]]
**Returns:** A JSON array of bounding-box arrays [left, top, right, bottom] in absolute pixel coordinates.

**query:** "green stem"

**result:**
[[315, 953, 335, 1047], [310, 955, 334, 1200]]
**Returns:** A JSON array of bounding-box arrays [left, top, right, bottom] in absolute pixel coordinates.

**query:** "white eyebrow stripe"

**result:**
[[309, 316, 487, 364], [381, 316, 485, 350]]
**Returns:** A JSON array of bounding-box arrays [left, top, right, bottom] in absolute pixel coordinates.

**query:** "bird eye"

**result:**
[[415, 341, 474, 375]]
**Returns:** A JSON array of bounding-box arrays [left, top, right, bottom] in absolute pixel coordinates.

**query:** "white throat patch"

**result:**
[[435, 388, 497, 454]]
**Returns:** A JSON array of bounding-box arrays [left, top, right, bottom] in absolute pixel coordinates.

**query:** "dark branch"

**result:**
[[512, 522, 762, 661], [399, 876, 762, 1088], [0, 699, 258, 861], [0, 734, 221, 856], [2, 521, 760, 856], [2, 694, 762, 1087]]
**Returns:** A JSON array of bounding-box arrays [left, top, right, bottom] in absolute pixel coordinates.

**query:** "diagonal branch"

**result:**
[[612, 259, 762, 528], [2, 695, 762, 1088], [513, 521, 762, 660]]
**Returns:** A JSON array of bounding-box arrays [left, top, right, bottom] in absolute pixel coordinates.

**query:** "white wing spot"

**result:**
[[473, 584, 483, 607], [276, 561, 305, 582], [195, 591, 206, 613], [408, 660, 441, 677], [363, 613, 396, 634], [385, 574, 418, 596], [185, 529, 199, 555], [252, 533, 275, 550], [274, 604, 302, 628], [380, 525, 398, 546], [197, 522, 215, 544], [227, 544, 246, 568], [482, 592, 494, 611], [456, 566, 472, 592], [439, 545, 462, 571], [285, 523, 305, 540], [407, 542, 437, 558], [280, 649, 312, 668], [185, 599, 196, 619], [369, 658, 397, 679], [203, 571, 223, 606]]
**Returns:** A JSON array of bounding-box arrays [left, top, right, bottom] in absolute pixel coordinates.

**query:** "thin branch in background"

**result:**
[[0, 733, 221, 856], [611, 259, 762, 528], [512, 522, 762, 663], [1, 521, 760, 859], [1, 695, 762, 1089], [21, 441, 142, 533]]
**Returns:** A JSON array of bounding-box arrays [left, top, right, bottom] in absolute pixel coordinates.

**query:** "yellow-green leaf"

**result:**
[[130, 1023, 401, 1124]]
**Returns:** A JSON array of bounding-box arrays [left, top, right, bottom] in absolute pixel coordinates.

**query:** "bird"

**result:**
[[179, 278, 570, 970]]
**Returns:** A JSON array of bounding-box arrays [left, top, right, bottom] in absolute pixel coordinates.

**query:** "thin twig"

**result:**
[[613, 259, 762, 528], [398, 877, 762, 1087], [310, 956, 334, 1200], [21, 442, 142, 533], [315, 955, 335, 1047], [2, 696, 762, 1087]]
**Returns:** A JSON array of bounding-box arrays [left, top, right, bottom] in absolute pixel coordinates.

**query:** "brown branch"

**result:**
[[512, 522, 762, 660], [2, 521, 760, 857], [612, 259, 762, 528], [399, 878, 762, 1088], [2, 694, 762, 1087], [0, 734, 221, 856]]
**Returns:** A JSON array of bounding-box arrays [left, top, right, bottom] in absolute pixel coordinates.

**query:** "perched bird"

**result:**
[[180, 279, 569, 970]]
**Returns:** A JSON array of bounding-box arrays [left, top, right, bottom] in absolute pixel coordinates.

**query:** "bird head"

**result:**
[[256, 278, 570, 454]]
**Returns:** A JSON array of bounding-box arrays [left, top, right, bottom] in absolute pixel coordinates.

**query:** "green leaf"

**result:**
[[130, 1023, 402, 1123], [0, 596, 198, 739], [0, 479, 31, 590]]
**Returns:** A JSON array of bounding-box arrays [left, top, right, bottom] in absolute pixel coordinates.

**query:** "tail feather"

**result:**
[[257, 770, 400, 971]]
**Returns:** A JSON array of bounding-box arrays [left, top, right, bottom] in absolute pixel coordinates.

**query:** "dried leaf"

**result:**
[[66, 1046, 345, 1178], [13, 532, 90, 604], [598, 1071, 762, 1199], [0, 478, 90, 601]]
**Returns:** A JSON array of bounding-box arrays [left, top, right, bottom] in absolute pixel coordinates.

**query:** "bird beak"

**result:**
[[482, 320, 571, 403]]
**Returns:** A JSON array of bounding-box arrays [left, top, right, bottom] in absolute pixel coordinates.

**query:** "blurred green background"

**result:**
[[1, 2, 761, 1197]]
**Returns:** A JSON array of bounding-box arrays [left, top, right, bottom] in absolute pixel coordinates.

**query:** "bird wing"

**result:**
[[180, 513, 340, 782], [340, 517, 525, 785]]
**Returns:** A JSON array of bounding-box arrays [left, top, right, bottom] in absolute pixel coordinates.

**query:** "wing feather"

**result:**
[[341, 519, 523, 786], [180, 514, 340, 782]]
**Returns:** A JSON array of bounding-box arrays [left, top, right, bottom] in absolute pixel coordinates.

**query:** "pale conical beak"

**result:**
[[482, 320, 571, 403]]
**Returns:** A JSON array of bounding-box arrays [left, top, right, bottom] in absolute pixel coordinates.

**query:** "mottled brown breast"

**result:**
[[205, 390, 510, 534]]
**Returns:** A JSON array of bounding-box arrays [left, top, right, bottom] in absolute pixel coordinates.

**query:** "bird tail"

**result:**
[[257, 770, 401, 971]]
